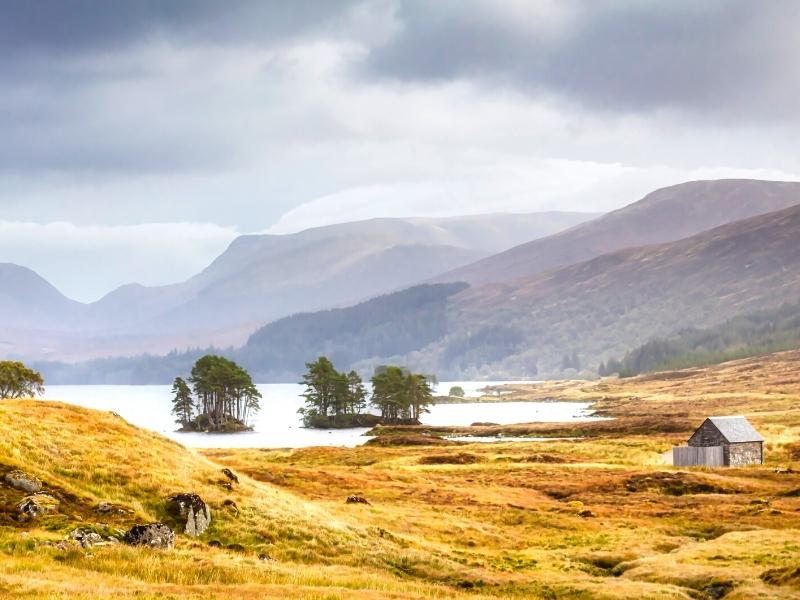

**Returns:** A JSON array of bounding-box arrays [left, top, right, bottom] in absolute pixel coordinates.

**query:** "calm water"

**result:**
[[42, 382, 600, 448]]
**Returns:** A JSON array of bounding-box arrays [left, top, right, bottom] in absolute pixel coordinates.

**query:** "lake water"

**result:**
[[42, 382, 601, 449]]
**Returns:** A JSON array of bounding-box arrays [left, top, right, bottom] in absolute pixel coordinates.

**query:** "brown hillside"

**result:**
[[440, 202, 800, 377], [436, 179, 800, 286]]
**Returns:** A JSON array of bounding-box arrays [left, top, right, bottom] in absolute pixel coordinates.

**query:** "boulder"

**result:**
[[4, 470, 42, 493], [69, 528, 104, 548], [123, 523, 175, 549], [16, 493, 59, 518], [166, 493, 211, 537]]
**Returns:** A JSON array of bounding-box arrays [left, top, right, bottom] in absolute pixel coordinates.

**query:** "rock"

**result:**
[[41, 540, 74, 551], [166, 493, 211, 537], [219, 481, 233, 491], [123, 523, 175, 549], [258, 553, 275, 561], [68, 528, 104, 548], [95, 501, 134, 515], [221, 468, 239, 484], [4, 470, 42, 493], [208, 540, 222, 548], [578, 509, 596, 518], [346, 495, 371, 505], [16, 493, 59, 518], [226, 543, 246, 552]]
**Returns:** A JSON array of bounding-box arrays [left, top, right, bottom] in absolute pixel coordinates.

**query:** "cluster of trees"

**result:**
[[0, 361, 44, 399], [299, 357, 434, 428], [171, 355, 261, 432], [298, 357, 368, 427], [371, 366, 434, 423], [448, 386, 465, 398], [601, 300, 800, 377]]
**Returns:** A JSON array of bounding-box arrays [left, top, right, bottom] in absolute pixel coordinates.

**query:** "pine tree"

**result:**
[[171, 377, 194, 426]]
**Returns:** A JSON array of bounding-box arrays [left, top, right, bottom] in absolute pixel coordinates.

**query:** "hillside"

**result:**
[[4, 356, 800, 598], [37, 283, 468, 384], [0, 263, 85, 330], [436, 202, 800, 378], [229, 202, 800, 381], [0, 400, 484, 598], [240, 282, 468, 380], [601, 300, 800, 376], [4, 211, 593, 362], [39, 201, 800, 383], [436, 179, 800, 286]]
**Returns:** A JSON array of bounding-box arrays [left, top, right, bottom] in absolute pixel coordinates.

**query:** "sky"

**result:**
[[2, 0, 800, 301]]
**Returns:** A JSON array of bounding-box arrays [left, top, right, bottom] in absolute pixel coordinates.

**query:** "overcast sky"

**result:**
[[3, 0, 800, 301]]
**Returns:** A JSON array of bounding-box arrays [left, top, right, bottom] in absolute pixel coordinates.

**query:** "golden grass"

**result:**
[[1, 351, 800, 598]]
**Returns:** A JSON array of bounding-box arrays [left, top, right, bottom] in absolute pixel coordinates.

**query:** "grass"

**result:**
[[1, 350, 800, 597]]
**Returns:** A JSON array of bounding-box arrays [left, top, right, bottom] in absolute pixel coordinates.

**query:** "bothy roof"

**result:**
[[703, 416, 764, 443]]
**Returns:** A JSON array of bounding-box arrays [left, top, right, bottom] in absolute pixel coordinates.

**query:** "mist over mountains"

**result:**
[[0, 211, 593, 362], [23, 178, 800, 384]]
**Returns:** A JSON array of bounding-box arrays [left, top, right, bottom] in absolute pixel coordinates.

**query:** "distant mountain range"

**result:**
[[32, 178, 800, 384], [434, 179, 800, 286], [0, 211, 594, 361], [234, 198, 800, 380]]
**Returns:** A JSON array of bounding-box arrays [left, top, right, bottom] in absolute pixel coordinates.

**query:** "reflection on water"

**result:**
[[43, 381, 601, 449]]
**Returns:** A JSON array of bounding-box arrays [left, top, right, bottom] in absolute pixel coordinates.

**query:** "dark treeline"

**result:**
[[244, 283, 467, 377], [600, 300, 800, 377], [36, 283, 468, 384], [299, 357, 434, 428], [171, 355, 261, 432]]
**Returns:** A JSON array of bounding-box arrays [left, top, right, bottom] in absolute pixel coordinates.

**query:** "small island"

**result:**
[[171, 355, 261, 433], [299, 356, 435, 428]]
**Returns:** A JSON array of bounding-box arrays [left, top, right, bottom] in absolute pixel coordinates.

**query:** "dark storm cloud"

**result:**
[[0, 0, 365, 174], [365, 0, 800, 118], [0, 0, 355, 53]]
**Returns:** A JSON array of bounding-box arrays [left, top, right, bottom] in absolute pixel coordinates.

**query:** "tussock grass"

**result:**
[[1, 351, 800, 597]]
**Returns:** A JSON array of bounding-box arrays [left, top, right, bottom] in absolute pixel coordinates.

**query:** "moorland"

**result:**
[[1, 350, 799, 598]]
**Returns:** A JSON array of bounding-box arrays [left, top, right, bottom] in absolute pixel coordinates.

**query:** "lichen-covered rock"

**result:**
[[166, 493, 211, 537], [69, 528, 104, 548], [4, 470, 42, 493], [123, 523, 175, 549], [16, 493, 59, 518]]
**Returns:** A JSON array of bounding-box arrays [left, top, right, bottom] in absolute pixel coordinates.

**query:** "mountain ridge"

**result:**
[[2, 211, 594, 360], [434, 179, 800, 286]]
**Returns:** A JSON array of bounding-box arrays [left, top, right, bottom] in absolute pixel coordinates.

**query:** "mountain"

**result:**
[[226, 202, 800, 381], [0, 263, 84, 330], [51, 200, 800, 384], [438, 202, 800, 377], [4, 211, 594, 361], [435, 179, 800, 286]]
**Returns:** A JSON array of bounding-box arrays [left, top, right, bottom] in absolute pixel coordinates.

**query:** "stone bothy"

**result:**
[[688, 416, 764, 467]]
